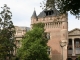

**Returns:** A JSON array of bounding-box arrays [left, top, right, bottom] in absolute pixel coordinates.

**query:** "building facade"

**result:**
[[31, 7, 68, 60], [13, 26, 29, 55], [31, 7, 80, 60], [14, 26, 27, 48], [68, 28, 80, 60], [14, 25, 80, 60]]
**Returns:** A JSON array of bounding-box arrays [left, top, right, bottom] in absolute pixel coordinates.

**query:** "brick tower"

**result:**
[[31, 3, 68, 60]]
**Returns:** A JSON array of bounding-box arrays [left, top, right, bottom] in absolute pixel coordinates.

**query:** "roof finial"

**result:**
[[31, 8, 37, 18], [34, 7, 36, 11], [34, 7, 35, 10]]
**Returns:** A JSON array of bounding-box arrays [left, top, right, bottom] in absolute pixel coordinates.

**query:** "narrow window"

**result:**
[[36, 18, 38, 21], [68, 47, 72, 54], [76, 41, 79, 45], [16, 40, 20, 48], [47, 47, 51, 55], [68, 39, 72, 45], [76, 47, 80, 54], [47, 33, 50, 40]]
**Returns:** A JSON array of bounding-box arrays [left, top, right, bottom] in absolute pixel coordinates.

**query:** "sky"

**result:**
[[0, 0, 80, 31]]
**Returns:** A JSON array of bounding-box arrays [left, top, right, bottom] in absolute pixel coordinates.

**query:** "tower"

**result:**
[[60, 14, 68, 60], [31, 2, 68, 60], [31, 9, 37, 26]]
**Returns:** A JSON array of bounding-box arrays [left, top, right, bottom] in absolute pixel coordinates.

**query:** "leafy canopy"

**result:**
[[0, 4, 15, 60], [41, 0, 80, 19], [17, 23, 50, 60]]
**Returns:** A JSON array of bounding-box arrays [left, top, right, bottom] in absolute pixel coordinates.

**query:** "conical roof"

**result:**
[[31, 10, 37, 18]]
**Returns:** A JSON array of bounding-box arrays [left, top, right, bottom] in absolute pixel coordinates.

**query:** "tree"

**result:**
[[0, 4, 15, 60], [41, 0, 80, 19], [78, 56, 80, 60], [17, 23, 50, 60]]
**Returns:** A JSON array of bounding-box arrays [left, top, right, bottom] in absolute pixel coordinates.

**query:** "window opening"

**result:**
[[47, 47, 51, 55], [46, 33, 50, 40], [45, 10, 54, 16], [76, 41, 79, 45]]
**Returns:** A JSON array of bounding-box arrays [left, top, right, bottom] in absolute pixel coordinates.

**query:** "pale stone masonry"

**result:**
[[13, 26, 30, 55], [68, 28, 80, 60]]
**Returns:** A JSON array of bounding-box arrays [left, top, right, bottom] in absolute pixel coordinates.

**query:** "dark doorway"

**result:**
[[68, 39, 72, 45], [67, 58, 72, 60], [75, 58, 78, 60]]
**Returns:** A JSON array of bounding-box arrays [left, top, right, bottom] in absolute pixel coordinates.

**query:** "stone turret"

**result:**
[[61, 14, 68, 41], [60, 13, 68, 60], [31, 9, 38, 24], [31, 9, 37, 18]]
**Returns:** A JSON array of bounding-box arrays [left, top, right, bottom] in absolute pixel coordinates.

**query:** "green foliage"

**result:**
[[32, 23, 45, 28], [78, 56, 80, 60], [43, 0, 80, 19], [17, 23, 50, 60], [46, 0, 55, 8], [0, 4, 15, 59], [55, 0, 80, 15]]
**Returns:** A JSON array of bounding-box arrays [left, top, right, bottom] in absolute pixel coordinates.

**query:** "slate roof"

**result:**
[[38, 7, 59, 18], [31, 10, 37, 18], [38, 9, 47, 18]]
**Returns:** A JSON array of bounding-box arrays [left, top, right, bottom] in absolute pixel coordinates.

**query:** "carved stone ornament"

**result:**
[[69, 28, 80, 35]]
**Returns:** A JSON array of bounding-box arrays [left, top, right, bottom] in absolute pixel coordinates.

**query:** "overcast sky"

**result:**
[[0, 0, 80, 31]]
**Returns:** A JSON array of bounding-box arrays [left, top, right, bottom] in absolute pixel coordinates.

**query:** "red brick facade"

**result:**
[[31, 10, 68, 60]]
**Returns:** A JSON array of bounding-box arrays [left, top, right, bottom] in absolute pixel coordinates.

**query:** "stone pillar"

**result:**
[[72, 38, 75, 56], [60, 40, 67, 60]]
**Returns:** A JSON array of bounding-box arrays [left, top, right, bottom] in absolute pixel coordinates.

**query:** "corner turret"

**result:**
[[31, 9, 37, 18], [31, 9, 38, 28]]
